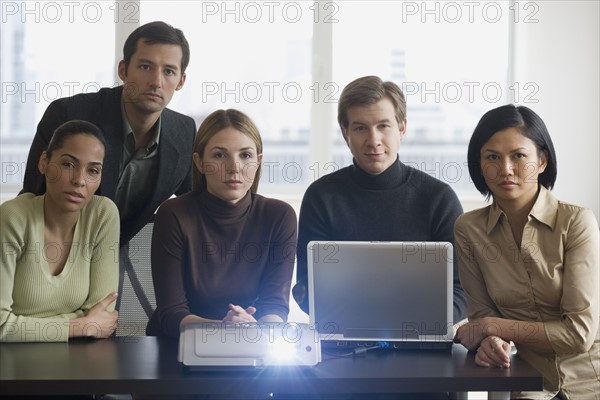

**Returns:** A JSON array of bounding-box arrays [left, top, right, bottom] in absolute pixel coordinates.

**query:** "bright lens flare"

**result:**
[[269, 336, 298, 363]]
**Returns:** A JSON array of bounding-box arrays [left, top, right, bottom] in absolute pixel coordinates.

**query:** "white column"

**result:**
[[310, 17, 335, 179], [114, 0, 141, 85]]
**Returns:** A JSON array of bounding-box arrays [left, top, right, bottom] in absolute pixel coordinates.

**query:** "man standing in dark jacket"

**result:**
[[21, 21, 196, 247]]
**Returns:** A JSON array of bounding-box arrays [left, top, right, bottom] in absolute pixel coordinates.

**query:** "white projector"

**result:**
[[178, 322, 321, 369]]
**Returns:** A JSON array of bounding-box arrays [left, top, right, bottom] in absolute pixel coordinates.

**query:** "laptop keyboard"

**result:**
[[321, 340, 453, 351]]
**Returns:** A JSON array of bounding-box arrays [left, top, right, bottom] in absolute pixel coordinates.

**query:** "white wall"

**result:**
[[512, 0, 600, 219]]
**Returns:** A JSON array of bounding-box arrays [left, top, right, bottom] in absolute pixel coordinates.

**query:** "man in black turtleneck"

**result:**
[[293, 75, 467, 324]]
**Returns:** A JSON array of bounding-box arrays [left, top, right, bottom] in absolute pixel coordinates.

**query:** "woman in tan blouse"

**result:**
[[453, 105, 599, 399]]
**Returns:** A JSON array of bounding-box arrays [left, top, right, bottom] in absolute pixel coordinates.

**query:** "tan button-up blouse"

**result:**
[[455, 186, 599, 400]]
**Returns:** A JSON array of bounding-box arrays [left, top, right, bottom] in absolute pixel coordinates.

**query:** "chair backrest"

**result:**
[[116, 221, 156, 336]]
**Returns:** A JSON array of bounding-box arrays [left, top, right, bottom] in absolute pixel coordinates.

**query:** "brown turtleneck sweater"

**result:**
[[147, 190, 297, 338]]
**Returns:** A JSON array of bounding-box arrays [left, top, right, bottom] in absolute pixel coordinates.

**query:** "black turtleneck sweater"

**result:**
[[147, 190, 297, 338], [294, 158, 467, 323]]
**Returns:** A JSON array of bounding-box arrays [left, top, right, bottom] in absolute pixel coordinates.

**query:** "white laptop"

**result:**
[[307, 241, 453, 350]]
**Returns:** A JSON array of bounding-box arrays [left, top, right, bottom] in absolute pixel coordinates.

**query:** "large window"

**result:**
[[143, 1, 512, 200], [1, 0, 513, 203], [1, 1, 116, 199], [331, 1, 511, 199], [141, 1, 314, 197]]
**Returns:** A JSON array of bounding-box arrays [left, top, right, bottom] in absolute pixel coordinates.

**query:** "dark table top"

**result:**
[[0, 336, 543, 396]]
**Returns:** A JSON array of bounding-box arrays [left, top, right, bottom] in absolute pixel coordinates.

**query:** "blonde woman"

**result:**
[[147, 109, 297, 338]]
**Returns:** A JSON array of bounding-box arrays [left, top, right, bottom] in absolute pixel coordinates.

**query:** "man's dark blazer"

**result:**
[[21, 85, 196, 246]]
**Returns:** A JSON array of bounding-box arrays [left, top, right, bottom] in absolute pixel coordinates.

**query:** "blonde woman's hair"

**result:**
[[192, 109, 263, 193]]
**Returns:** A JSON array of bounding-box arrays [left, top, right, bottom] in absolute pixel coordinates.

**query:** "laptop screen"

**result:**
[[307, 241, 453, 344]]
